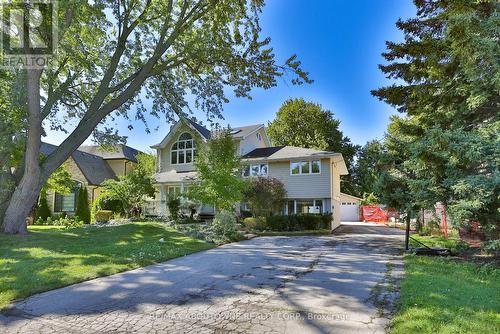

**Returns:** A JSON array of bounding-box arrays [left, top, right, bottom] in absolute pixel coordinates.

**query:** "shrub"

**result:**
[[35, 190, 51, 221], [167, 196, 181, 220], [94, 210, 113, 222], [208, 211, 244, 244], [176, 217, 201, 225], [75, 187, 91, 224], [243, 177, 287, 217], [243, 217, 266, 231], [484, 239, 500, 252], [420, 219, 441, 236], [52, 216, 84, 228], [265, 213, 332, 232]]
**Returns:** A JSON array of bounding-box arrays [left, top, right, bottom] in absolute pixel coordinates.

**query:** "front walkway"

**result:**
[[0, 223, 405, 334]]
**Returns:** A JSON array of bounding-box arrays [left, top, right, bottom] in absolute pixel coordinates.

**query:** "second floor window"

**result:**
[[171, 132, 195, 165], [291, 160, 321, 175], [242, 163, 268, 177]]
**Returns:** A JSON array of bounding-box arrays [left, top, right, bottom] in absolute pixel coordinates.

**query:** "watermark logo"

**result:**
[[0, 0, 57, 68]]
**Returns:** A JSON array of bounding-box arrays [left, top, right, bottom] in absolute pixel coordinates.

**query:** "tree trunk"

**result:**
[[3, 69, 43, 234], [405, 212, 411, 251]]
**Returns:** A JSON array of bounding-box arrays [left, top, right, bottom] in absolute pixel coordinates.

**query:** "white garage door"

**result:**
[[340, 202, 359, 222]]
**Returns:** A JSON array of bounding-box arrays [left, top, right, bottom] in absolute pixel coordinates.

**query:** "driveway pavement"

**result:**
[[0, 223, 405, 334]]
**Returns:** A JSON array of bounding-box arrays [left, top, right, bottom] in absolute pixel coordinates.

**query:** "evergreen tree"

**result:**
[[35, 189, 51, 222], [372, 0, 499, 238], [75, 187, 91, 224]]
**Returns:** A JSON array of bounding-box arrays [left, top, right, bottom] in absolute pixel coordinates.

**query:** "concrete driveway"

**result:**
[[0, 223, 404, 334]]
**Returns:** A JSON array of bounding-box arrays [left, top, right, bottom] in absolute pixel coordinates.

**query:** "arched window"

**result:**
[[171, 132, 196, 164]]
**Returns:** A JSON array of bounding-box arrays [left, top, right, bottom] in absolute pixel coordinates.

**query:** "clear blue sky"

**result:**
[[45, 0, 416, 152]]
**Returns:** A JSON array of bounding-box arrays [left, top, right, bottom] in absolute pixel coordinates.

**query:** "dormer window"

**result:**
[[171, 132, 195, 165]]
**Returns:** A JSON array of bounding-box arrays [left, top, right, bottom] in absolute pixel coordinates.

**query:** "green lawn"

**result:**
[[391, 236, 499, 334], [0, 222, 214, 310]]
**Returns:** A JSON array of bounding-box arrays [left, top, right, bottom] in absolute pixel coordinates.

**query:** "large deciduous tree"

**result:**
[[267, 98, 359, 194], [188, 130, 245, 211], [1, 0, 310, 234], [372, 0, 499, 238]]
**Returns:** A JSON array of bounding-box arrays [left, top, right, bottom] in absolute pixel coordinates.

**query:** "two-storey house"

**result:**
[[150, 117, 349, 229]]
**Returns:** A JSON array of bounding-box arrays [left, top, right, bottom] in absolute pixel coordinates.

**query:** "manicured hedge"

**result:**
[[244, 213, 332, 232]]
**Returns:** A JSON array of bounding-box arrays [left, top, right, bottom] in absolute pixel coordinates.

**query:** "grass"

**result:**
[[410, 234, 470, 253], [255, 229, 332, 236], [391, 235, 499, 334], [0, 222, 214, 310]]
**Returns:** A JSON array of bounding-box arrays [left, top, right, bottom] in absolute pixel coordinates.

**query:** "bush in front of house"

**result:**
[[75, 187, 91, 224], [34, 215, 84, 228], [244, 213, 332, 232], [243, 217, 266, 231], [35, 190, 51, 221], [94, 210, 114, 223], [208, 211, 244, 244], [167, 196, 181, 220], [243, 177, 287, 217]]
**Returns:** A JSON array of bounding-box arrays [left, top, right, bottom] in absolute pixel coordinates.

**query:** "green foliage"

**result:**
[[243, 217, 267, 230], [75, 187, 90, 224], [244, 214, 332, 232], [189, 130, 245, 211], [101, 153, 156, 217], [360, 192, 378, 205], [43, 163, 76, 195], [167, 196, 181, 220], [484, 239, 500, 252], [35, 190, 51, 221], [243, 177, 287, 217], [353, 140, 384, 196], [34, 216, 84, 229], [94, 210, 113, 223], [208, 211, 244, 244], [372, 0, 499, 236], [267, 98, 359, 193]]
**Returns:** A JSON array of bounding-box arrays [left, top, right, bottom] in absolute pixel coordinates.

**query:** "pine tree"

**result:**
[[36, 189, 51, 222], [75, 187, 90, 224]]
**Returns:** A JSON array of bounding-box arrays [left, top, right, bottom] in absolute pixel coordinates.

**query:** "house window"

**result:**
[[54, 183, 81, 212], [171, 132, 196, 165], [243, 163, 268, 177], [256, 132, 262, 141], [290, 160, 321, 175], [286, 199, 323, 214], [168, 186, 181, 197]]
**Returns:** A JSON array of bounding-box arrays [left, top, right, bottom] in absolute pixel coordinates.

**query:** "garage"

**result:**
[[340, 193, 361, 222]]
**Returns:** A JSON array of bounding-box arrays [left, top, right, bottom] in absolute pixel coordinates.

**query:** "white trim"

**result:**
[[170, 132, 196, 166], [242, 163, 268, 177], [241, 124, 264, 139], [289, 159, 321, 176]]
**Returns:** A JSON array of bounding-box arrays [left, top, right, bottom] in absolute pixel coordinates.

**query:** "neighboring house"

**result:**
[[149, 117, 349, 229], [339, 192, 362, 222], [40, 143, 141, 215]]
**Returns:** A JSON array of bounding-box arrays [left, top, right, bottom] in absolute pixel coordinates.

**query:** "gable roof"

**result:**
[[78, 144, 141, 162], [228, 124, 264, 139], [185, 118, 212, 139], [40, 143, 117, 186], [242, 145, 349, 175], [151, 118, 266, 149]]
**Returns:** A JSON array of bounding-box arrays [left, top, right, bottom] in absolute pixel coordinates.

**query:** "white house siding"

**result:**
[[238, 127, 267, 155], [158, 123, 198, 173], [268, 158, 331, 199]]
